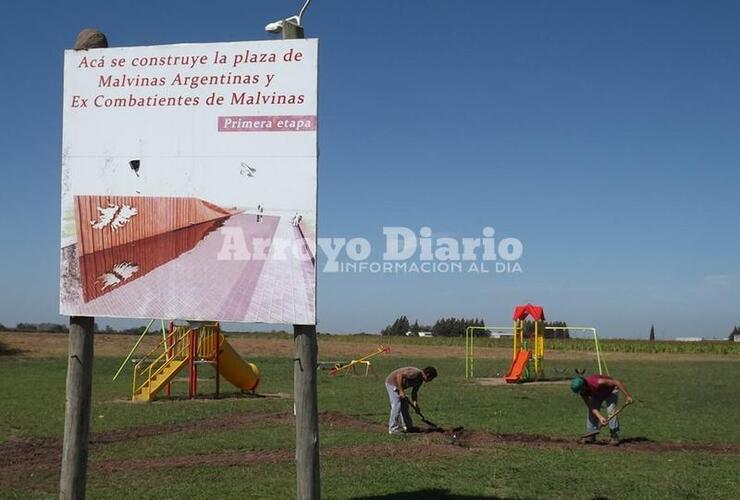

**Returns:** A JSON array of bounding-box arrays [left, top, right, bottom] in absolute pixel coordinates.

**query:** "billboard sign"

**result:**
[[60, 39, 318, 324]]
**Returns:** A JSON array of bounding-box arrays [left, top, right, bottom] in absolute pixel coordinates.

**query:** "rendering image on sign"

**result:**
[[59, 39, 318, 324]]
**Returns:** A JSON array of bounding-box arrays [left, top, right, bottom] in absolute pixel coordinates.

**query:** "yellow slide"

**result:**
[[217, 335, 260, 391]]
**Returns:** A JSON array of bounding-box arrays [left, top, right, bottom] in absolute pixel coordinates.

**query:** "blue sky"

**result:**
[[0, 1, 738, 338]]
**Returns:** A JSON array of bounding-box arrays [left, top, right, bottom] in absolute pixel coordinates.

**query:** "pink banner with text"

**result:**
[[218, 115, 317, 132]]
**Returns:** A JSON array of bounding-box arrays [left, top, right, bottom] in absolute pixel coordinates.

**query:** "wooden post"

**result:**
[[59, 315, 96, 500], [282, 16, 305, 40], [59, 30, 108, 500], [282, 19, 320, 500], [292, 325, 320, 500]]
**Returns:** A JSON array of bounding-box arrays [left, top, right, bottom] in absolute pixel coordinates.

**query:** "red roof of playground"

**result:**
[[512, 304, 545, 321]]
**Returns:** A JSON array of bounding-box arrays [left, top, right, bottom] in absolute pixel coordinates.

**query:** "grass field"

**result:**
[[1, 332, 739, 499]]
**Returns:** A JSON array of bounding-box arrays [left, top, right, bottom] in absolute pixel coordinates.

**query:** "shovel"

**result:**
[[406, 400, 441, 430], [408, 401, 460, 432], [404, 401, 466, 445], [581, 400, 633, 439]]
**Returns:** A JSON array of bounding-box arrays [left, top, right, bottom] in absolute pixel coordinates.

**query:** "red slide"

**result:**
[[504, 350, 531, 383]]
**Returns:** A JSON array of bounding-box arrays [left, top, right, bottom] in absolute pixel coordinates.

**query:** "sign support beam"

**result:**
[[59, 29, 108, 500], [283, 18, 320, 500]]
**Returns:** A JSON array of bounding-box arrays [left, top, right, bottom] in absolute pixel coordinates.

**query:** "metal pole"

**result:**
[[473, 326, 476, 376], [193, 329, 199, 397], [160, 319, 167, 344], [214, 326, 220, 399], [166, 323, 174, 397], [59, 29, 108, 500], [112, 318, 154, 381], [592, 328, 609, 375], [282, 19, 320, 500], [466, 327, 470, 377]]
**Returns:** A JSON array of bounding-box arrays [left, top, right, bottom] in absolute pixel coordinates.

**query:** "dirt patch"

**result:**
[[0, 411, 462, 493], [90, 411, 293, 445], [3, 331, 737, 363], [0, 332, 463, 360], [321, 410, 385, 433], [3, 409, 740, 494], [0, 332, 457, 360], [0, 411, 373, 474], [95, 440, 468, 475], [451, 429, 740, 455], [0, 437, 62, 470], [0, 410, 291, 481]]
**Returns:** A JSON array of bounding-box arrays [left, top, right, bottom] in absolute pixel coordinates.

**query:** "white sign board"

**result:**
[[60, 39, 318, 324]]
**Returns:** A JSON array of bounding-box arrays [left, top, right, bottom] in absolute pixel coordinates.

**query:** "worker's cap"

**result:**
[[570, 377, 585, 394]]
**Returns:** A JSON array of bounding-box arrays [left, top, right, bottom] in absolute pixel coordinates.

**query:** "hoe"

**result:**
[[580, 400, 633, 439], [409, 401, 465, 445]]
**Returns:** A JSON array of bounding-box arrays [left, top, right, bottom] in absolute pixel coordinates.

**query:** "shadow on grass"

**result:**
[[352, 489, 510, 499], [621, 436, 652, 444], [108, 391, 291, 404], [152, 391, 289, 402]]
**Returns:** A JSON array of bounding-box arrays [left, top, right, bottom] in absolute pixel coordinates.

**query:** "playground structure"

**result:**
[[121, 322, 260, 402], [465, 304, 608, 382], [507, 304, 546, 382], [329, 345, 391, 376]]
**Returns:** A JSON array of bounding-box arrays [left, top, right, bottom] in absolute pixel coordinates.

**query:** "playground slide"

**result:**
[[218, 336, 261, 391], [504, 350, 531, 384]]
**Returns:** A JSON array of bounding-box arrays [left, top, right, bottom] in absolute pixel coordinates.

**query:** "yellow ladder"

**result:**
[[132, 328, 190, 402]]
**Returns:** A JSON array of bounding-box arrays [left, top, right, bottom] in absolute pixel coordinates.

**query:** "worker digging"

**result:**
[[384, 366, 437, 435]]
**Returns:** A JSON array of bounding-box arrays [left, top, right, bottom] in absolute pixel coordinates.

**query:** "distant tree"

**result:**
[[544, 321, 570, 339], [649, 325, 655, 342], [398, 316, 410, 336], [431, 318, 447, 337], [15, 323, 37, 332], [0, 323, 6, 331], [410, 320, 420, 336], [522, 320, 534, 337], [729, 326, 740, 342], [105, 325, 115, 334], [522, 320, 569, 339], [37, 323, 67, 333], [117, 327, 144, 335], [432, 317, 484, 337], [380, 316, 410, 336], [471, 318, 486, 337]]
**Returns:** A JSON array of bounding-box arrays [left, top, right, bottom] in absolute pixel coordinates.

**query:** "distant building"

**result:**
[[675, 337, 703, 342], [489, 331, 513, 339], [406, 331, 433, 338]]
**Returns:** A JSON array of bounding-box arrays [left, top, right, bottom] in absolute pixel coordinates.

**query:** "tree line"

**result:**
[[380, 316, 484, 337], [1, 322, 147, 335], [647, 324, 739, 342], [523, 320, 570, 339], [380, 316, 570, 338]]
